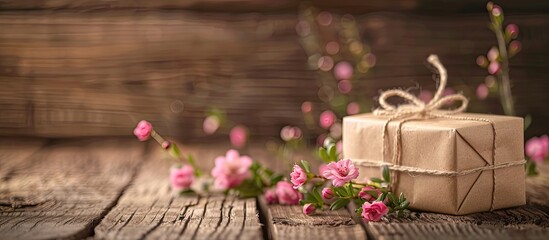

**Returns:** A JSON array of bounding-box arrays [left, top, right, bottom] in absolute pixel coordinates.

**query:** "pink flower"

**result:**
[[290, 164, 308, 189], [338, 80, 352, 94], [301, 101, 313, 113], [303, 203, 316, 215], [506, 24, 519, 38], [509, 41, 521, 56], [476, 55, 488, 67], [203, 116, 220, 135], [487, 47, 499, 61], [491, 5, 502, 17], [526, 135, 549, 165], [319, 110, 336, 129], [418, 90, 433, 103], [318, 164, 329, 176], [346, 102, 360, 115], [488, 61, 501, 75], [359, 186, 381, 202], [170, 165, 194, 191], [275, 181, 303, 205], [133, 120, 153, 141], [211, 149, 253, 189], [230, 125, 248, 148], [322, 188, 334, 199], [361, 201, 389, 222], [265, 189, 278, 204], [334, 61, 353, 80], [322, 159, 359, 187], [476, 84, 489, 100]]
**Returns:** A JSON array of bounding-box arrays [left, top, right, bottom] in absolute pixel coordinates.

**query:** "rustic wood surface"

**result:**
[[94, 146, 263, 240], [0, 11, 547, 139], [1, 138, 549, 239]]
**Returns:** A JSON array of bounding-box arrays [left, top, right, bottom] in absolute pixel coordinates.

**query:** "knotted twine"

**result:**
[[356, 54, 526, 211]]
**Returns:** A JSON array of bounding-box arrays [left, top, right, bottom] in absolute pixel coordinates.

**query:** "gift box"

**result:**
[[343, 112, 526, 215]]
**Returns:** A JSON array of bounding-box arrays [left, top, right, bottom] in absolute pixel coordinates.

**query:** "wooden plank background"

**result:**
[[0, 1, 548, 140]]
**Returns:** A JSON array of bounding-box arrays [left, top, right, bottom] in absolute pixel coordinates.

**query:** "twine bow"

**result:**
[[373, 55, 468, 119]]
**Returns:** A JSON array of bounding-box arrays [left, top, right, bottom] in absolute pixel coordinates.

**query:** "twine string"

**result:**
[[371, 54, 510, 211]]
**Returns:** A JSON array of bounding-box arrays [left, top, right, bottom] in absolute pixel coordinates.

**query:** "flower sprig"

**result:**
[[134, 120, 284, 198], [290, 144, 410, 222]]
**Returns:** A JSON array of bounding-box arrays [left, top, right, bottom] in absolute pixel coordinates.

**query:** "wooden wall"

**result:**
[[0, 0, 548, 140]]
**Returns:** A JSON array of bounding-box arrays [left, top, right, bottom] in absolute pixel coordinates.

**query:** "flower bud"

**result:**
[[322, 188, 334, 199], [476, 55, 488, 68], [303, 203, 316, 215], [505, 24, 519, 39], [486, 2, 494, 11], [508, 40, 521, 57], [161, 141, 171, 149], [265, 189, 278, 204], [487, 47, 499, 61], [491, 5, 502, 17], [488, 61, 501, 75]]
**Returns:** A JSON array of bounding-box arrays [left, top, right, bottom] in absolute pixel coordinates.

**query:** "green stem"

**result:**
[[494, 24, 516, 116]]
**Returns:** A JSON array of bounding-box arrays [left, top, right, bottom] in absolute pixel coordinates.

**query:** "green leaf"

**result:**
[[365, 190, 379, 199], [328, 145, 337, 161], [524, 114, 532, 130], [382, 165, 391, 183], [319, 148, 329, 163], [399, 192, 404, 203], [387, 192, 397, 205], [400, 200, 409, 209], [270, 175, 283, 185], [377, 192, 387, 202], [187, 154, 202, 177], [333, 187, 348, 197], [312, 187, 323, 204], [330, 198, 350, 211], [370, 177, 384, 183], [301, 160, 311, 173], [347, 183, 354, 196], [169, 144, 182, 158]]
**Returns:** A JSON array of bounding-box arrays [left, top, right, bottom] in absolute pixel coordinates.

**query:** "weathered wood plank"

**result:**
[[0, 11, 548, 138], [258, 197, 366, 240], [0, 138, 146, 239], [358, 166, 549, 240], [0, 0, 548, 14], [94, 145, 263, 240]]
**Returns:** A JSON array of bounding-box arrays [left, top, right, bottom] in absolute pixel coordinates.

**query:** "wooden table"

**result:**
[[1, 138, 548, 239]]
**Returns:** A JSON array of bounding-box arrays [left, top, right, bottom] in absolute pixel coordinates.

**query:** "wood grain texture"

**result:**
[[0, 138, 146, 239], [94, 145, 263, 240], [0, 11, 548, 138], [357, 166, 549, 240], [258, 197, 366, 240]]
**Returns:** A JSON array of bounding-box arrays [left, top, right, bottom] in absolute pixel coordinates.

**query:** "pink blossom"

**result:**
[[346, 102, 360, 115], [203, 116, 220, 135], [487, 47, 499, 61], [418, 90, 433, 103], [161, 141, 171, 149], [476, 84, 489, 100], [170, 165, 194, 191], [230, 125, 248, 148], [359, 186, 381, 202], [338, 80, 352, 94], [318, 164, 329, 176], [476, 55, 488, 67], [491, 5, 502, 17], [303, 203, 316, 215], [275, 181, 303, 205], [133, 120, 153, 141], [506, 24, 519, 38], [322, 159, 359, 187], [301, 101, 313, 113], [526, 135, 549, 165], [319, 110, 336, 129], [334, 61, 353, 80], [322, 188, 334, 199], [361, 201, 389, 222], [211, 149, 253, 189], [488, 61, 500, 75], [509, 40, 521, 56], [290, 164, 308, 189], [265, 189, 278, 204]]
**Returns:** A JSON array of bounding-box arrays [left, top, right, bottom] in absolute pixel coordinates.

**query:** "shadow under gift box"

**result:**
[[343, 113, 525, 215]]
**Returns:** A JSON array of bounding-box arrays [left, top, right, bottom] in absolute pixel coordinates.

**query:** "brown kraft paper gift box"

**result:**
[[343, 112, 526, 215], [342, 55, 526, 215]]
